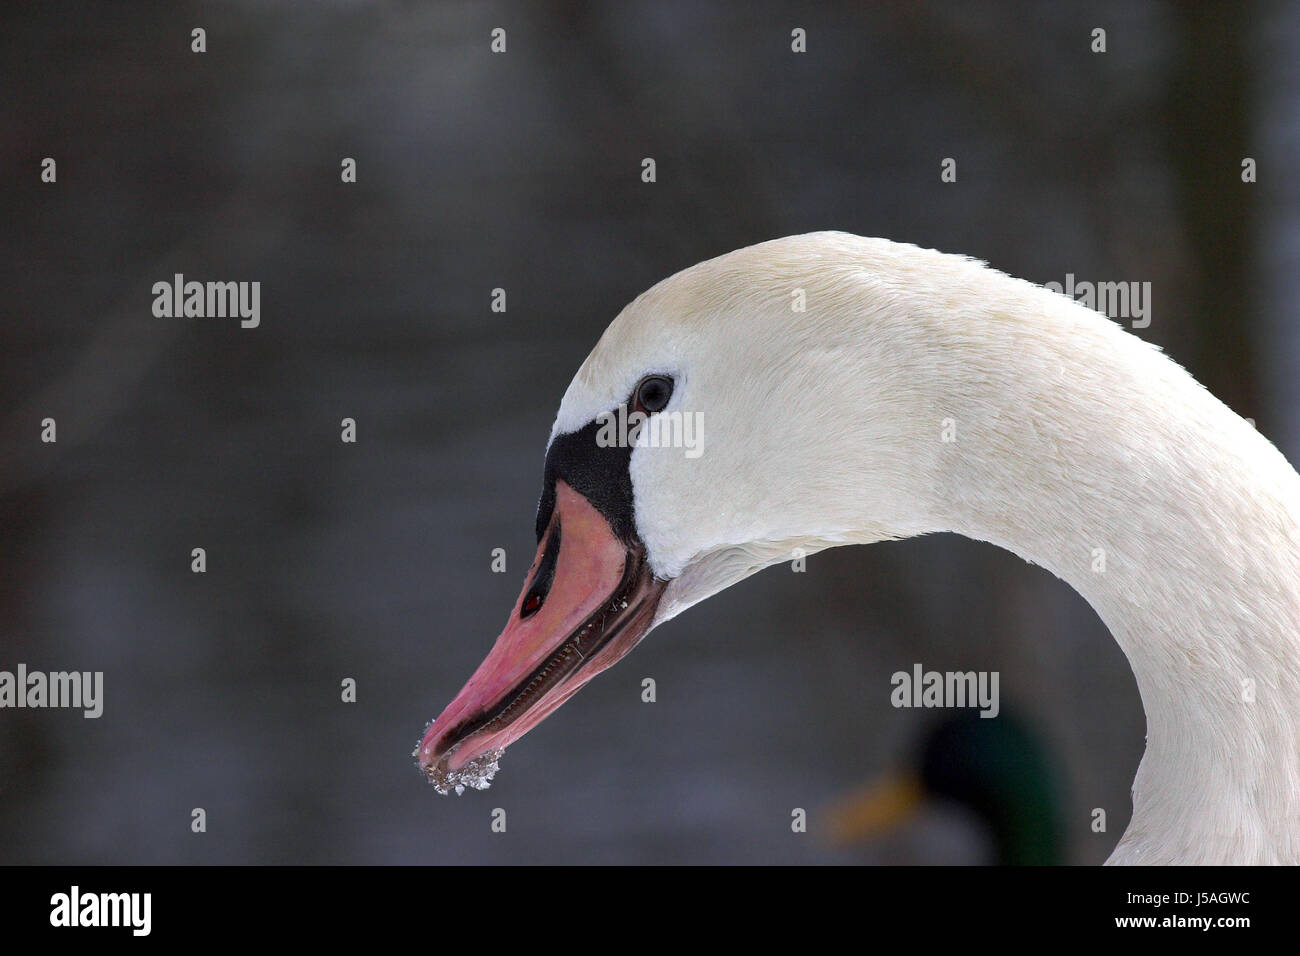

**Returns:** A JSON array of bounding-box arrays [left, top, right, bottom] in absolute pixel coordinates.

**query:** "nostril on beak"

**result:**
[[520, 522, 562, 620]]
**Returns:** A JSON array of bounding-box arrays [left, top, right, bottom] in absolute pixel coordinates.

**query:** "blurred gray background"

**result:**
[[1, 0, 1296, 864]]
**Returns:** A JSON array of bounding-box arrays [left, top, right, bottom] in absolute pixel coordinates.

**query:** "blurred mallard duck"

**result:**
[[824, 710, 1064, 865]]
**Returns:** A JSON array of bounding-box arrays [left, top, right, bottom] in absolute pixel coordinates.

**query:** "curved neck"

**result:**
[[907, 290, 1300, 863], [636, 238, 1300, 861]]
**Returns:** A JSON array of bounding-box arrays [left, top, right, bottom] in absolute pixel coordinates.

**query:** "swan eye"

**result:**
[[634, 375, 673, 414]]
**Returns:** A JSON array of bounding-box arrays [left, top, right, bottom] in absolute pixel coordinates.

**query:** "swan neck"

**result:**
[[914, 300, 1300, 863]]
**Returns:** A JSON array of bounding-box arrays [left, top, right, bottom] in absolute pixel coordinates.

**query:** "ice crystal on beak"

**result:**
[[418, 748, 505, 796]]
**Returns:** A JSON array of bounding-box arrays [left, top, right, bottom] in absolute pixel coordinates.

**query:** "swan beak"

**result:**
[[416, 480, 665, 792]]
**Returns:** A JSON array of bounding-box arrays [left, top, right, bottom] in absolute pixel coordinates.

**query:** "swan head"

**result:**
[[416, 232, 956, 789]]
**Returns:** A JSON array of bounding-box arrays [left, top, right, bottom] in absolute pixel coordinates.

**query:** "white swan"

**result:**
[[418, 232, 1300, 864]]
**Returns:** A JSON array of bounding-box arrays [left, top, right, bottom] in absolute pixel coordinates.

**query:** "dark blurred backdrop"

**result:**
[[1, 0, 1296, 863]]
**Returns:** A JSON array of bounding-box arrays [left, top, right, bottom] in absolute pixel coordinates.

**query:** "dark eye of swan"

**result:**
[[634, 375, 673, 414]]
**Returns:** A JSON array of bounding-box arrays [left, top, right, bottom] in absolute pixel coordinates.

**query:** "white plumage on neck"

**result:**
[[553, 232, 1300, 863]]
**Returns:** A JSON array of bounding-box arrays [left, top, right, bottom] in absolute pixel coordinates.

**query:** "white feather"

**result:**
[[552, 232, 1300, 864]]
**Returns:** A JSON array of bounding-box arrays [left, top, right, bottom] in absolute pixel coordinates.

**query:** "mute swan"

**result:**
[[417, 232, 1300, 865]]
